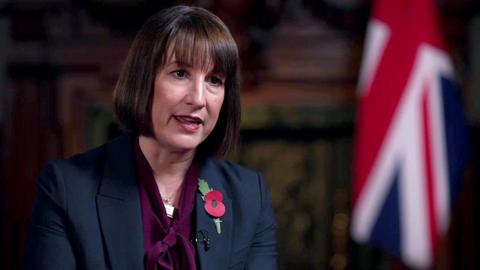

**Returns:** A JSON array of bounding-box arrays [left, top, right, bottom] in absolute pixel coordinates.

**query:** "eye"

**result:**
[[172, 69, 188, 79], [207, 75, 225, 87]]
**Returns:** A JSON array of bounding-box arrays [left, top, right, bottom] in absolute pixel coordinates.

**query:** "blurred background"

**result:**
[[0, 0, 479, 269]]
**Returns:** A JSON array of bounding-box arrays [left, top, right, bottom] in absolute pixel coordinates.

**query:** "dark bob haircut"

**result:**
[[113, 5, 240, 158]]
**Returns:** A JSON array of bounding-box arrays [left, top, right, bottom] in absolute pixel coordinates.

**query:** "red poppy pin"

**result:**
[[198, 179, 225, 234]]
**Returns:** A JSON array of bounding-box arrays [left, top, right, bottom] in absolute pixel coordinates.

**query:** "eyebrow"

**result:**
[[166, 60, 192, 68], [165, 59, 223, 76]]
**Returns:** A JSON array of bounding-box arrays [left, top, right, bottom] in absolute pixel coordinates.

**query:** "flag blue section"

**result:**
[[369, 167, 401, 256], [440, 76, 470, 202]]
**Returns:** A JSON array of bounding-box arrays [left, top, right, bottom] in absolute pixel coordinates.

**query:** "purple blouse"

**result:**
[[134, 140, 199, 270]]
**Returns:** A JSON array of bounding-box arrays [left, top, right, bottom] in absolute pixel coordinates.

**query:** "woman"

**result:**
[[25, 5, 277, 270]]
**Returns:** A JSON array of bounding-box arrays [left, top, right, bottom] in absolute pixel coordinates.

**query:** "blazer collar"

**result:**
[[96, 133, 145, 270], [195, 158, 233, 270]]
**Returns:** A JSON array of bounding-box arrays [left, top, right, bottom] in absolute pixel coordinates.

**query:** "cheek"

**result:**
[[151, 97, 163, 119], [150, 96, 172, 128], [211, 95, 225, 116], [152, 88, 178, 115]]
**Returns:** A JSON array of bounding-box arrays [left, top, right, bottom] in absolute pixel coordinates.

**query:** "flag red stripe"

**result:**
[[422, 85, 440, 256], [353, 26, 417, 204]]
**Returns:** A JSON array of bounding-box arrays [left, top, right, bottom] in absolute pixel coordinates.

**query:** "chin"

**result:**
[[168, 138, 203, 153]]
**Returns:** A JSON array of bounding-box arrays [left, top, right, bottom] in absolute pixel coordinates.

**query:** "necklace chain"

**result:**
[[154, 175, 182, 207], [163, 197, 174, 205], [161, 192, 176, 218], [152, 172, 184, 219]]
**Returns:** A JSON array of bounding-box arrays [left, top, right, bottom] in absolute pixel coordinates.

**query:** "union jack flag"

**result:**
[[351, 0, 470, 268]]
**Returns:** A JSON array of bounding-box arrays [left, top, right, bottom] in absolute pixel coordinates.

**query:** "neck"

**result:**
[[138, 135, 195, 204]]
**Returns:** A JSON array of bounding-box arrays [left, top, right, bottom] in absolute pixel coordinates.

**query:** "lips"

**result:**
[[173, 115, 204, 132], [174, 115, 204, 125]]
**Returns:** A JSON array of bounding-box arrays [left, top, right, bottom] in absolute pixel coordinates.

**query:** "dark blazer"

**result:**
[[25, 133, 277, 270]]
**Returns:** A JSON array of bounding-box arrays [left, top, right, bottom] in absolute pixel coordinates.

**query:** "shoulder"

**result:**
[[201, 158, 271, 207], [43, 141, 107, 183], [203, 159, 263, 186], [207, 159, 260, 181], [38, 133, 133, 198], [36, 142, 107, 206], [45, 133, 133, 177]]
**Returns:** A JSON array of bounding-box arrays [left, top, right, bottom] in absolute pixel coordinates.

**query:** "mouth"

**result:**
[[173, 115, 204, 125]]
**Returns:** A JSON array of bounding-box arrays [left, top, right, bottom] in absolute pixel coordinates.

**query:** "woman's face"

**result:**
[[150, 54, 225, 153]]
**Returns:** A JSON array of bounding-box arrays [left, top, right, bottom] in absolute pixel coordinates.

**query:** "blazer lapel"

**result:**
[[196, 159, 233, 270], [96, 134, 144, 270]]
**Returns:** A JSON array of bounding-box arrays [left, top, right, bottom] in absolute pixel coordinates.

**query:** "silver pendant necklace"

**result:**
[[163, 197, 175, 218]]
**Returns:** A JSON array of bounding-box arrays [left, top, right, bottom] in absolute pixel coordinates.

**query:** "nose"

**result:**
[[187, 77, 206, 107]]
